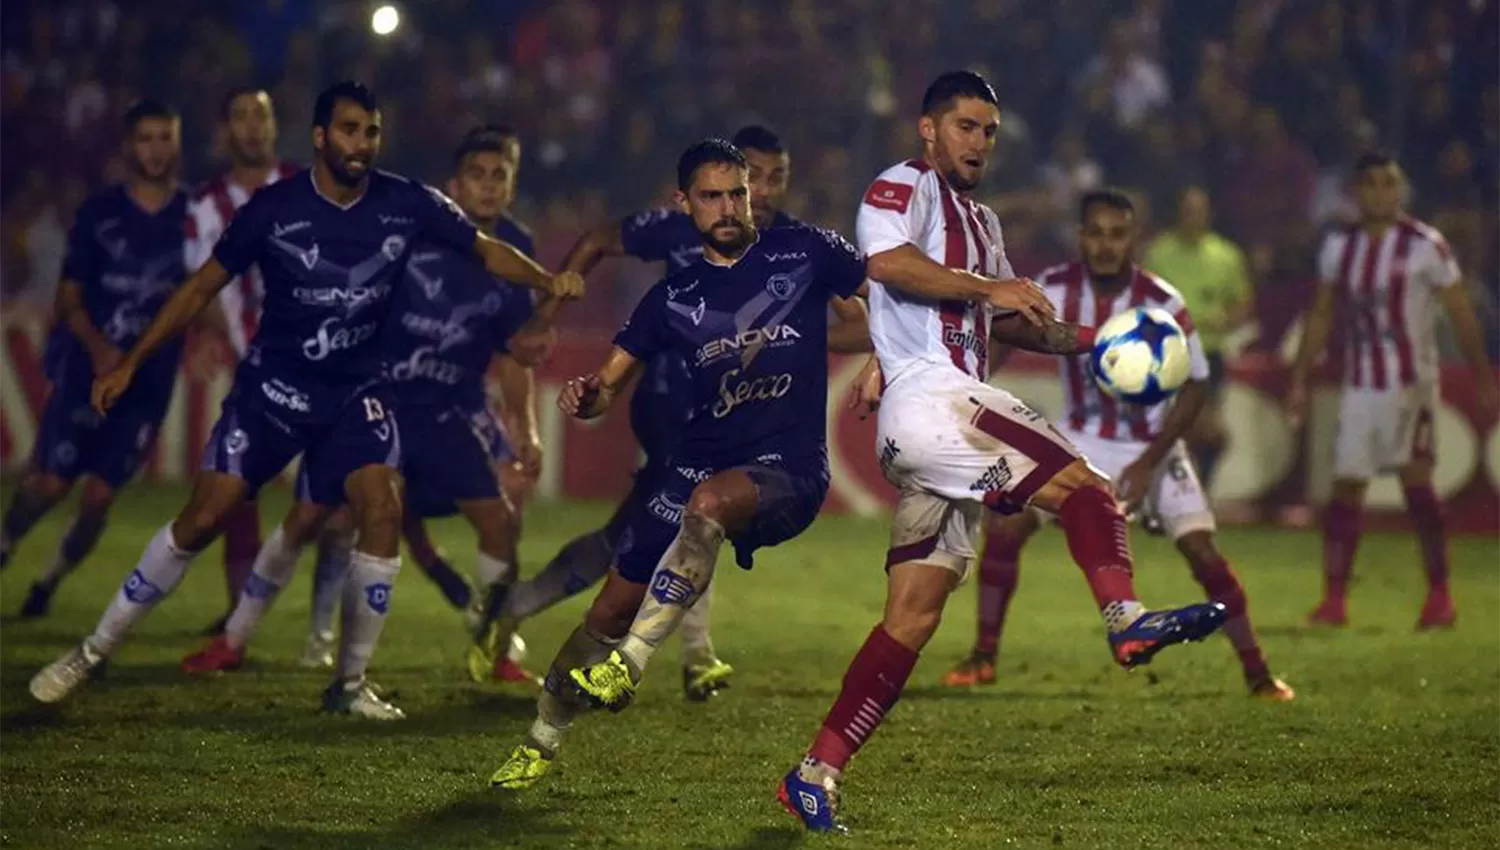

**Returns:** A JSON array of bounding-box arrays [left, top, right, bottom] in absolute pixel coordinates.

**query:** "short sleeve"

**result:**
[[212, 189, 271, 276], [809, 226, 867, 298], [619, 209, 684, 262], [490, 290, 536, 354], [414, 184, 480, 253], [856, 169, 932, 257], [1177, 307, 1212, 381], [60, 199, 100, 284], [612, 280, 671, 360], [1414, 234, 1461, 290], [1315, 230, 1349, 288]]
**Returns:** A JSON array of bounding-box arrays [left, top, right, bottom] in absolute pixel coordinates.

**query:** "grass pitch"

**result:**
[[1, 481, 1496, 849]]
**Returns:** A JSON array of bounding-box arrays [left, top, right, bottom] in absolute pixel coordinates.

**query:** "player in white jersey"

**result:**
[[942, 189, 1293, 701], [183, 87, 300, 636], [779, 72, 1226, 835], [1288, 152, 1497, 629]]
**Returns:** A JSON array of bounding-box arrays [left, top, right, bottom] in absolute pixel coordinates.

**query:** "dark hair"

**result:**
[[731, 125, 784, 155], [921, 71, 998, 116], [676, 138, 746, 191], [219, 86, 269, 122], [123, 99, 177, 132], [452, 124, 520, 168], [1078, 188, 1136, 222], [312, 81, 378, 129], [1353, 150, 1398, 176]]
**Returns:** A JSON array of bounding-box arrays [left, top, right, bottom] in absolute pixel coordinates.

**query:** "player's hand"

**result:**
[[1475, 378, 1499, 422], [1285, 375, 1309, 431], [92, 358, 138, 415], [848, 356, 884, 420], [88, 342, 125, 378], [985, 277, 1054, 326], [558, 374, 604, 418], [515, 434, 544, 481], [1115, 457, 1152, 509], [549, 271, 586, 301]]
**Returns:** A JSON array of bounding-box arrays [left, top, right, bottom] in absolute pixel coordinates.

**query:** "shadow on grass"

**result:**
[[716, 825, 805, 850]]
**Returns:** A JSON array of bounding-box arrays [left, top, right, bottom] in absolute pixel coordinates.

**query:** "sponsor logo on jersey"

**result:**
[[274, 221, 311, 237], [301, 317, 380, 361], [389, 345, 465, 385], [942, 325, 987, 359], [765, 252, 808, 263], [712, 368, 794, 418], [647, 491, 686, 525], [878, 437, 901, 472], [696, 324, 802, 366], [379, 214, 414, 226], [667, 279, 699, 299], [291, 282, 390, 307], [675, 466, 712, 483], [863, 179, 913, 213]]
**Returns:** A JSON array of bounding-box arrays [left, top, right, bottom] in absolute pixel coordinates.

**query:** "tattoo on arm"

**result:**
[[993, 316, 1086, 355]]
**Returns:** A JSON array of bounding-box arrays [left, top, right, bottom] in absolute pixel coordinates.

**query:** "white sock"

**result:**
[[311, 530, 353, 638], [505, 529, 614, 620], [224, 527, 303, 650], [617, 514, 724, 675], [1102, 600, 1147, 633], [679, 580, 716, 663], [475, 551, 515, 589], [88, 525, 195, 655], [336, 550, 401, 687]]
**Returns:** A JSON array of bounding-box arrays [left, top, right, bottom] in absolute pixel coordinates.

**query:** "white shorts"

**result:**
[[1055, 429, 1215, 540], [876, 364, 1080, 578], [1333, 384, 1437, 481]]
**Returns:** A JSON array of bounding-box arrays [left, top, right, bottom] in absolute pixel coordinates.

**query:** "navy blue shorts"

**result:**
[[613, 457, 829, 584], [31, 356, 173, 489], [400, 405, 511, 518], [203, 371, 400, 507]]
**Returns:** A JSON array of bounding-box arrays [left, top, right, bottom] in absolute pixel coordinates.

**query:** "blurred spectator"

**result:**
[[1144, 186, 1252, 490], [1076, 18, 1171, 130]]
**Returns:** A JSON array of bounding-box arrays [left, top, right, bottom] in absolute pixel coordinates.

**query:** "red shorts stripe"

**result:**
[[886, 534, 940, 568], [970, 404, 1077, 512]]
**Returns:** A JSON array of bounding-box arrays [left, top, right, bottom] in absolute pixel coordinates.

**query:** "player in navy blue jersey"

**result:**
[[180, 127, 555, 691], [30, 82, 583, 717], [479, 126, 866, 702], [489, 138, 868, 789], [0, 101, 188, 618]]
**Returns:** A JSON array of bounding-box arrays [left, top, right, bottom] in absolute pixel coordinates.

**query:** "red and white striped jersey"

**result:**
[[856, 158, 1014, 382], [184, 162, 301, 356], [1037, 262, 1211, 443], [1317, 217, 1460, 391]]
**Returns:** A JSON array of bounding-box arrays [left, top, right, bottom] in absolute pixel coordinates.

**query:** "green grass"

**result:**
[[1, 481, 1497, 850]]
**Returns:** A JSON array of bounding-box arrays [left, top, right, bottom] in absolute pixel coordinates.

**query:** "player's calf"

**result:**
[[332, 465, 405, 701], [1, 471, 73, 568], [21, 479, 116, 618]]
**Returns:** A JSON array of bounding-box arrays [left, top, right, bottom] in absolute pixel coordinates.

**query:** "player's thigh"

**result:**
[[276, 498, 335, 547], [1331, 388, 1384, 481], [1148, 443, 1217, 540], [722, 462, 830, 569], [887, 482, 984, 583], [202, 390, 309, 500], [613, 468, 699, 585], [75, 474, 118, 514], [30, 379, 97, 487], [455, 495, 515, 555], [298, 386, 401, 509], [85, 385, 171, 491], [880, 373, 1081, 516], [401, 407, 502, 521], [1389, 386, 1438, 482]]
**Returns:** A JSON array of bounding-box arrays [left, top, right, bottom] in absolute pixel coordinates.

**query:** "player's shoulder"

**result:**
[[861, 159, 937, 212], [622, 206, 689, 232], [1134, 266, 1188, 306], [1397, 215, 1451, 253], [1317, 220, 1360, 249], [770, 221, 856, 256], [245, 171, 307, 206], [188, 174, 228, 205], [1035, 261, 1083, 288], [274, 161, 304, 182], [79, 182, 129, 216]]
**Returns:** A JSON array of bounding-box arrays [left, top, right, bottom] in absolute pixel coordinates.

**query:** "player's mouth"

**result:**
[[961, 154, 984, 169]]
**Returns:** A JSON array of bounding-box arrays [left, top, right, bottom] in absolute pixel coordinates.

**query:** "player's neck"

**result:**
[[228, 160, 276, 190], [312, 163, 368, 207], [1088, 267, 1133, 296], [703, 232, 759, 267], [1361, 215, 1399, 237], [125, 176, 176, 214]]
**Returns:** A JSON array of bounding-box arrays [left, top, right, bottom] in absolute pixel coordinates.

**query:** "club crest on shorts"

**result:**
[[225, 428, 250, 456]]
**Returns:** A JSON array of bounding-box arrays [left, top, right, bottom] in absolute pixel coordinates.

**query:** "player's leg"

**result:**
[[943, 510, 1039, 687], [1396, 400, 1452, 628], [304, 511, 354, 668], [1188, 353, 1229, 491], [1312, 389, 1380, 624], [402, 512, 473, 611], [0, 470, 73, 570], [20, 475, 117, 618], [457, 493, 538, 684], [1175, 530, 1292, 699], [182, 493, 332, 672], [207, 497, 263, 635], [1, 374, 97, 569], [29, 470, 248, 703]]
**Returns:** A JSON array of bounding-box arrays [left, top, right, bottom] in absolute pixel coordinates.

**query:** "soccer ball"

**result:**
[[1090, 307, 1191, 406]]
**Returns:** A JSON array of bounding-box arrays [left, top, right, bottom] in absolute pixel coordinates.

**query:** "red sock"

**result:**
[[221, 499, 261, 603], [808, 626, 919, 771], [1189, 556, 1267, 680], [1402, 486, 1449, 594], [1057, 486, 1137, 607], [975, 534, 1020, 656], [1321, 500, 1362, 601]]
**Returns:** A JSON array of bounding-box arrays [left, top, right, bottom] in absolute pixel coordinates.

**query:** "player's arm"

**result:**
[[1436, 282, 1499, 411], [53, 279, 119, 371], [1139, 380, 1208, 467], [1286, 283, 1337, 424], [471, 231, 583, 299], [560, 220, 628, 276], [493, 353, 542, 473], [989, 312, 1095, 355], [558, 347, 641, 420], [121, 260, 234, 367], [827, 295, 872, 353]]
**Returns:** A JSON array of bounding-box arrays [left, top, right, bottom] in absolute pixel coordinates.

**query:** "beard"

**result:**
[[700, 218, 756, 257], [323, 151, 370, 186]]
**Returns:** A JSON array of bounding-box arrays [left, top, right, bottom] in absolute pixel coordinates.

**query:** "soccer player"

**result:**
[[487, 138, 869, 789], [183, 87, 302, 635], [1, 101, 188, 617], [28, 81, 582, 716], [466, 125, 803, 697], [942, 189, 1293, 701], [180, 126, 554, 693], [777, 72, 1225, 833], [1288, 152, 1498, 628]]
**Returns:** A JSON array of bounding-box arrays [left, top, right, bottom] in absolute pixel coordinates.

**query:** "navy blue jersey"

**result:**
[[212, 169, 478, 388], [614, 225, 865, 467], [619, 208, 800, 460], [387, 220, 536, 410], [495, 213, 535, 263], [50, 184, 189, 382]]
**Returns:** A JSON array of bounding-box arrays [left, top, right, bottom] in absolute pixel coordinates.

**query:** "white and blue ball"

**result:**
[[1090, 307, 1191, 406]]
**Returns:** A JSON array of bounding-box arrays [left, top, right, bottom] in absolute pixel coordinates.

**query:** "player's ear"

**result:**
[[918, 115, 937, 146], [673, 190, 689, 214], [446, 177, 460, 198], [311, 125, 325, 153]]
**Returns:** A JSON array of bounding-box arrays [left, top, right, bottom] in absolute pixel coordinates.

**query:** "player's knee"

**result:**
[[172, 505, 221, 552], [25, 472, 72, 504], [281, 503, 330, 547], [76, 479, 117, 516], [882, 605, 943, 650], [685, 485, 729, 524], [1174, 531, 1219, 566], [1399, 459, 1434, 488], [1329, 478, 1367, 507]]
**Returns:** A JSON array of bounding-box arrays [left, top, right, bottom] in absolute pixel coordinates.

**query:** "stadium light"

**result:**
[[371, 5, 400, 37]]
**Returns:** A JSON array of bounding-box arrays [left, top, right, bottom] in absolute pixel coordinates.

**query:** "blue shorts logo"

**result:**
[[225, 428, 249, 456], [650, 570, 697, 606], [365, 582, 392, 614], [243, 572, 279, 599], [122, 569, 163, 604]]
